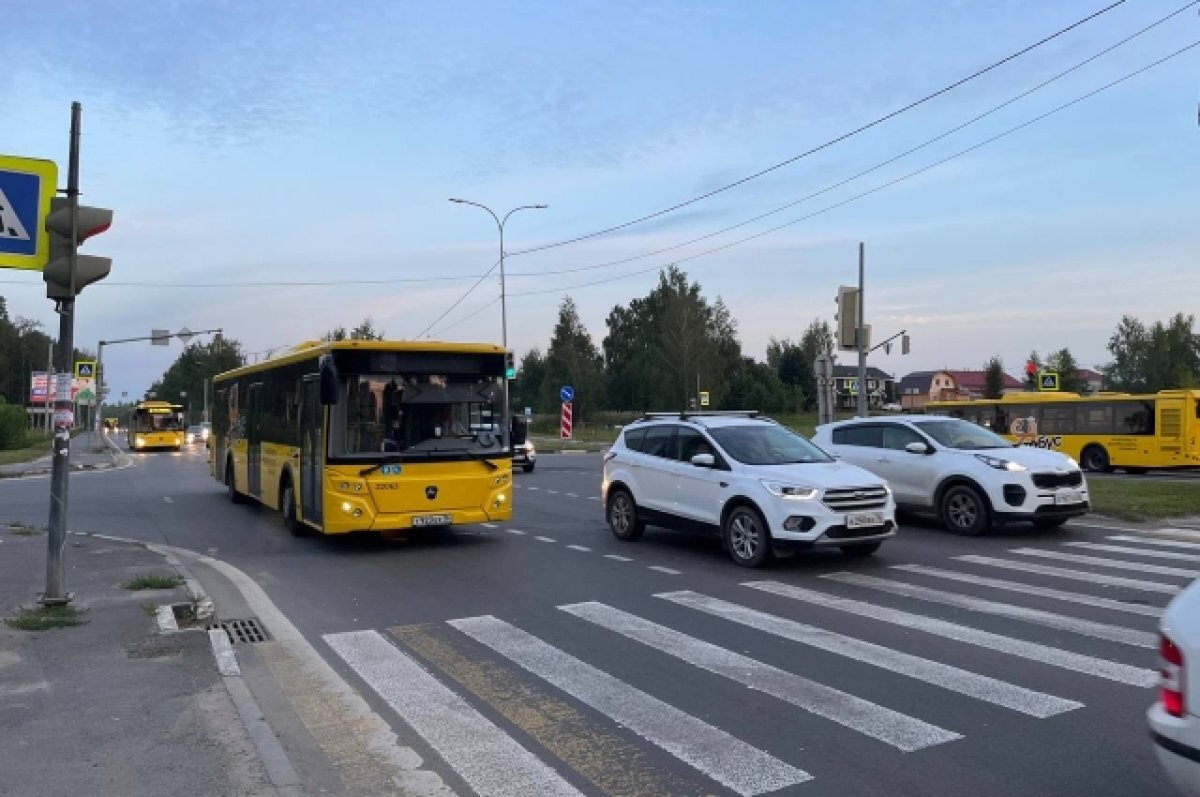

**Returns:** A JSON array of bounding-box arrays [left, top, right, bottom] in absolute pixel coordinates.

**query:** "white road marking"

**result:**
[[566, 545, 591, 552], [449, 615, 810, 795], [565, 493, 579, 498], [1108, 535, 1200, 551], [480, 523, 497, 529], [956, 555, 1181, 595], [658, 591, 1081, 719], [892, 564, 1162, 618], [822, 572, 1155, 648], [534, 536, 556, 543], [744, 581, 1156, 687], [1064, 541, 1200, 563], [648, 566, 682, 575], [604, 554, 633, 562], [588, 496, 601, 501], [506, 528, 526, 536], [163, 496, 174, 504], [325, 630, 583, 797], [525, 486, 540, 491], [1010, 548, 1200, 579], [545, 489, 560, 495], [561, 602, 960, 752]]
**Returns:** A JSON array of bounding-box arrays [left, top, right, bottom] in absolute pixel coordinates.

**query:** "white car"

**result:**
[[1149, 579, 1200, 796], [812, 415, 1089, 535], [601, 412, 896, 568]]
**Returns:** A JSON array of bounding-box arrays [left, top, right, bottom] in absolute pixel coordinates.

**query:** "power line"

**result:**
[[507, 0, 1128, 256], [428, 297, 502, 338], [0, 273, 486, 289], [509, 39, 1200, 300], [414, 259, 502, 339], [506, 0, 1197, 281]]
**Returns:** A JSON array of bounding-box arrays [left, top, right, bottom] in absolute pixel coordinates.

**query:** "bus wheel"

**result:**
[[226, 460, 244, 504], [281, 480, 308, 537], [1081, 445, 1111, 473]]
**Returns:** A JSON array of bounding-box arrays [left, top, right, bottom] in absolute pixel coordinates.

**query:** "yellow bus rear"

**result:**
[[210, 340, 513, 535]]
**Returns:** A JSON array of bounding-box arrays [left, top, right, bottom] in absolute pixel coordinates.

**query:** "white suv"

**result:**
[[812, 416, 1089, 536], [1148, 578, 1200, 796], [601, 412, 896, 568]]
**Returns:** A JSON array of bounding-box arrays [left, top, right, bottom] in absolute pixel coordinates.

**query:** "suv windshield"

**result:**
[[912, 419, 1012, 450], [709, 425, 831, 465]]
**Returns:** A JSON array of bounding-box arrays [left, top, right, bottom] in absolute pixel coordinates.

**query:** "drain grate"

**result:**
[[212, 617, 271, 645]]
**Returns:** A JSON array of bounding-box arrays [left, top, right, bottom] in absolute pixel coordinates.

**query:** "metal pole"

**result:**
[[44, 101, 81, 605], [95, 341, 104, 436], [44, 341, 53, 434], [857, 242, 868, 419]]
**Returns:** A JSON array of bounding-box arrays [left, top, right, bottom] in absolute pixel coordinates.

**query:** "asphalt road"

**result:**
[[0, 442, 1188, 797]]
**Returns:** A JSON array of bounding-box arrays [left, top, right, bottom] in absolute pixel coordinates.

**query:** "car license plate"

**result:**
[[1054, 491, 1084, 506], [411, 514, 452, 528], [847, 511, 885, 529]]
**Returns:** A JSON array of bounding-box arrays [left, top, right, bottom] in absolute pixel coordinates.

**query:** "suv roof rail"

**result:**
[[637, 410, 764, 422]]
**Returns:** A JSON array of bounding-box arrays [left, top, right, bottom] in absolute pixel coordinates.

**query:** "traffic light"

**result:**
[[43, 197, 112, 300], [835, 285, 859, 350], [901, 334, 911, 355], [505, 350, 516, 379]]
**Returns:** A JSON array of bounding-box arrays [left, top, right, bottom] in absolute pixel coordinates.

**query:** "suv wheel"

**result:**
[[941, 484, 989, 536], [606, 488, 644, 541], [724, 505, 772, 568], [522, 462, 535, 473]]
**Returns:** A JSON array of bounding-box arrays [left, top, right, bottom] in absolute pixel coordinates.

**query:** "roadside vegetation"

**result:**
[[1088, 479, 1200, 522], [4, 604, 84, 631], [6, 522, 41, 536], [122, 574, 183, 591]]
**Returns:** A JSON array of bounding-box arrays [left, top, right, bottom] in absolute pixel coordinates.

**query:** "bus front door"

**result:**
[[300, 376, 323, 526], [247, 383, 262, 499]]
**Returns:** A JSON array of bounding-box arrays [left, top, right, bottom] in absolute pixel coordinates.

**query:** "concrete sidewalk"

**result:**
[[0, 431, 124, 479], [0, 527, 279, 796]]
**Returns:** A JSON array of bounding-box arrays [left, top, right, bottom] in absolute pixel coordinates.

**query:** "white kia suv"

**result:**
[[812, 416, 1089, 536], [601, 412, 897, 568], [1149, 578, 1200, 796]]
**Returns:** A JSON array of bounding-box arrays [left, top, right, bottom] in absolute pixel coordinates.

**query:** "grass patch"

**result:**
[[122, 574, 183, 591], [0, 435, 52, 466], [1088, 479, 1200, 521], [4, 604, 84, 631], [142, 603, 161, 617], [6, 523, 40, 536]]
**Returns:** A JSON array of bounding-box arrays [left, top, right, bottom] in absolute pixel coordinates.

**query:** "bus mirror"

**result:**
[[319, 356, 340, 406]]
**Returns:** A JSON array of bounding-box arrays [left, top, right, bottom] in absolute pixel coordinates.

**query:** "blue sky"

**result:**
[[1, 0, 1197, 401]]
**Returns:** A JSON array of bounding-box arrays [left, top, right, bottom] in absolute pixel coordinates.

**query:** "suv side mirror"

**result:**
[[690, 453, 716, 468], [905, 441, 930, 455]]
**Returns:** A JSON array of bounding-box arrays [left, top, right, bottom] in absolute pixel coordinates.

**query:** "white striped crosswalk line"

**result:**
[[448, 615, 810, 795], [324, 630, 585, 797], [821, 572, 1155, 648], [891, 564, 1163, 618], [1010, 548, 1200, 579], [1064, 541, 1200, 563], [657, 590, 1081, 718], [956, 555, 1182, 595], [559, 601, 960, 752], [743, 581, 1156, 687], [1109, 535, 1200, 551]]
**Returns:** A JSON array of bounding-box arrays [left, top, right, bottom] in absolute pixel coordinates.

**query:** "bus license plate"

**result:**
[[847, 512, 885, 529], [411, 514, 452, 528], [1054, 491, 1084, 506]]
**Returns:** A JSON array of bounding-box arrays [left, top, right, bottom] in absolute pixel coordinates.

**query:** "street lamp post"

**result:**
[[448, 198, 547, 442]]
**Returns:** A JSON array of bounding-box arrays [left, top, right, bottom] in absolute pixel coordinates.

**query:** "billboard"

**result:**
[[30, 372, 93, 403]]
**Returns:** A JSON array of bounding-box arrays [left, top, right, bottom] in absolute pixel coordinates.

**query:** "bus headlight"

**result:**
[[135, 436, 145, 448], [492, 493, 507, 508]]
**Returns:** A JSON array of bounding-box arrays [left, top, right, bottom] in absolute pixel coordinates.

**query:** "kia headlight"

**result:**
[[975, 454, 1027, 472], [761, 480, 818, 500]]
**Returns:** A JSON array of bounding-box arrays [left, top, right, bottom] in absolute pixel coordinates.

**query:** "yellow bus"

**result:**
[[128, 401, 186, 451], [926, 390, 1200, 473], [210, 340, 513, 536]]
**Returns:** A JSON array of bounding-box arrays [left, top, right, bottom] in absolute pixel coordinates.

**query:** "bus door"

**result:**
[[300, 375, 323, 526], [247, 382, 262, 498]]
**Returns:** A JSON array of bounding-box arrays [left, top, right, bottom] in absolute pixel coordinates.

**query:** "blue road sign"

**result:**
[[560, 385, 575, 403], [0, 155, 58, 270]]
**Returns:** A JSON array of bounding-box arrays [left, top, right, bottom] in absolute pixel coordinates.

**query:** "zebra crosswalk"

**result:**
[[322, 531, 1195, 796]]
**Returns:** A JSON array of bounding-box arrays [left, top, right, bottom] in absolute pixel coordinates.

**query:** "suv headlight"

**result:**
[[975, 454, 1027, 472], [761, 480, 818, 500]]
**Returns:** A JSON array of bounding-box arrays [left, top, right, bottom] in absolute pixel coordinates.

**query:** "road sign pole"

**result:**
[[857, 242, 868, 419], [44, 101, 81, 605]]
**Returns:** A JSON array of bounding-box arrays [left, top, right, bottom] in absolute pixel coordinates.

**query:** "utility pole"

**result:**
[[44, 341, 53, 434], [856, 242, 868, 419]]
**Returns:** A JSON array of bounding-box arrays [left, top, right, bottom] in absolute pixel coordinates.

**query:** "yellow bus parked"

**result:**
[[210, 340, 513, 535], [926, 390, 1200, 473], [127, 401, 186, 451]]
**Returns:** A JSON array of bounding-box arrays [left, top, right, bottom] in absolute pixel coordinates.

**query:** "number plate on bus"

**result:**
[[1054, 491, 1084, 506], [847, 511, 886, 529], [411, 514, 452, 528]]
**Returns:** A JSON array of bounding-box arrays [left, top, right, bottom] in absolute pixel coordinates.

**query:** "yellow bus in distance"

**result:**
[[128, 401, 186, 451], [210, 340, 513, 536], [926, 389, 1200, 473]]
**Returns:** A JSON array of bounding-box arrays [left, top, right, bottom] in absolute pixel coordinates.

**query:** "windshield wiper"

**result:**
[[359, 455, 401, 477]]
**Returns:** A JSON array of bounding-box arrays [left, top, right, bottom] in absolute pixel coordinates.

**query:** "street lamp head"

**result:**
[[448, 198, 467, 204]]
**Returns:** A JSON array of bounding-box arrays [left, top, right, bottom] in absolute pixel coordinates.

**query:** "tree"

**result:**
[[512, 348, 547, 413], [983, 356, 1005, 399], [321, 318, 384, 342], [541, 298, 605, 420], [1044, 348, 1085, 393], [725, 358, 803, 414], [766, 320, 834, 411], [145, 337, 245, 423], [1105, 313, 1200, 392]]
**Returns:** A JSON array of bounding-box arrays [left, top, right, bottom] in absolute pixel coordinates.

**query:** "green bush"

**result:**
[[0, 400, 27, 450]]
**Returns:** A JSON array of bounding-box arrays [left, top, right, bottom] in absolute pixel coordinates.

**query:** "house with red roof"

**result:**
[[897, 369, 1024, 410]]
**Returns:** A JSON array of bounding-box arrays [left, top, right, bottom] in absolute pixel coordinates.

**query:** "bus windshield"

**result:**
[[132, 410, 182, 432], [330, 373, 505, 459]]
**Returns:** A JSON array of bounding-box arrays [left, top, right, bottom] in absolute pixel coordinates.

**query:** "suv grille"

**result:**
[[1031, 471, 1083, 489], [822, 486, 889, 512]]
